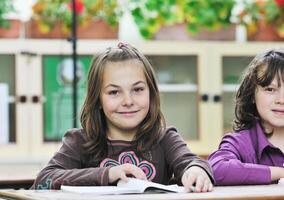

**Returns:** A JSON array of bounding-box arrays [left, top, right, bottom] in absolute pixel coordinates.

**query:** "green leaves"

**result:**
[[128, 0, 235, 38], [31, 0, 236, 38], [237, 0, 284, 28], [32, 0, 121, 34], [0, 0, 14, 28]]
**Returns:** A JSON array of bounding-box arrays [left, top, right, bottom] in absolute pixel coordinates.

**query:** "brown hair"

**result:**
[[80, 43, 165, 161], [233, 48, 284, 132]]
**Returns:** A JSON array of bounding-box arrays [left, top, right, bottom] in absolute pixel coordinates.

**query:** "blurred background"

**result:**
[[0, 0, 284, 180]]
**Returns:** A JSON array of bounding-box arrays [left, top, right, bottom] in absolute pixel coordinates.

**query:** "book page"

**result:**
[[117, 178, 187, 193], [61, 178, 187, 195], [61, 185, 139, 195]]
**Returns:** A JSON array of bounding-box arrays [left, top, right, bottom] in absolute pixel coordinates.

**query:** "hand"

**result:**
[[270, 166, 284, 181], [108, 163, 147, 183], [181, 166, 213, 193]]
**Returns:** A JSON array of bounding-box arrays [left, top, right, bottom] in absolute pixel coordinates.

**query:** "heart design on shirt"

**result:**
[[100, 151, 156, 180]]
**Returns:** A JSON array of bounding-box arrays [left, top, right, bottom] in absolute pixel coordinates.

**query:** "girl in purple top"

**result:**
[[209, 48, 284, 185]]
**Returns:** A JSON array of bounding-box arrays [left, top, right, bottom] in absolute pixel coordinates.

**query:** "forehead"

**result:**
[[102, 60, 146, 84]]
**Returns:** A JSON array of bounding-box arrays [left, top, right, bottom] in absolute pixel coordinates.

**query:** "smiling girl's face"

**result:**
[[255, 66, 284, 132], [100, 59, 150, 140]]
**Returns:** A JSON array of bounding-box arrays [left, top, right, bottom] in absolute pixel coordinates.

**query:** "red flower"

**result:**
[[68, 0, 84, 14], [275, 0, 284, 7]]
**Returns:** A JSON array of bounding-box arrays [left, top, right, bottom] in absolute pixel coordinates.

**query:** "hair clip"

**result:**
[[117, 42, 128, 49]]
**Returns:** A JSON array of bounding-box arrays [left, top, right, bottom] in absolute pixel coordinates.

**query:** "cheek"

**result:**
[[101, 96, 118, 113], [255, 95, 270, 106], [255, 96, 271, 114], [141, 93, 150, 109], [255, 92, 267, 106]]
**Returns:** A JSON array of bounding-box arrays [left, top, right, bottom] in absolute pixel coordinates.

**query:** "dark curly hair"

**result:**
[[233, 48, 284, 132]]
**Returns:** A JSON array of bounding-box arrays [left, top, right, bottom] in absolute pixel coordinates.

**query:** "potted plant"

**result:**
[[234, 0, 284, 41], [26, 0, 122, 39], [127, 0, 235, 40], [0, 0, 20, 38]]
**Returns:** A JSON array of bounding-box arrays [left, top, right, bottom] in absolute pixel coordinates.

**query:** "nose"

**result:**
[[122, 93, 134, 107], [275, 88, 284, 105]]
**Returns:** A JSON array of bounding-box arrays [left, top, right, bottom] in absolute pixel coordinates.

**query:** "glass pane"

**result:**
[[43, 55, 92, 141], [223, 92, 235, 133], [0, 54, 16, 143], [161, 92, 198, 140], [147, 55, 197, 84], [223, 56, 253, 84], [222, 56, 254, 133], [148, 55, 198, 140]]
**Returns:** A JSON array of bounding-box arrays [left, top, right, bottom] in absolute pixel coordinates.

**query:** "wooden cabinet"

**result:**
[[0, 40, 283, 168]]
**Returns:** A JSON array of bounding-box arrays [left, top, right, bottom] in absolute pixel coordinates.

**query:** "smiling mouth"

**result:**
[[272, 109, 284, 115], [119, 111, 138, 114]]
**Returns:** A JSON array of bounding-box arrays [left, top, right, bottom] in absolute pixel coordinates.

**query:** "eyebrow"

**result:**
[[103, 81, 147, 89], [261, 81, 278, 88], [268, 82, 279, 87]]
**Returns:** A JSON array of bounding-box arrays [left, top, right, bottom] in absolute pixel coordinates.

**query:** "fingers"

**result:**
[[182, 170, 195, 191], [208, 182, 214, 192], [108, 163, 147, 183], [123, 163, 147, 180], [195, 176, 212, 192], [118, 172, 128, 182], [182, 166, 213, 193]]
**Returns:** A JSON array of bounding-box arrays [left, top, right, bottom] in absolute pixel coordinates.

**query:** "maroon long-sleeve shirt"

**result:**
[[32, 127, 214, 189]]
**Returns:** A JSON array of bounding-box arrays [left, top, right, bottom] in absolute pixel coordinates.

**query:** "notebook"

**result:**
[[61, 178, 188, 195]]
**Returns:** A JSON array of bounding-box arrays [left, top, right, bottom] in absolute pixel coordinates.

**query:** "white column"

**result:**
[[118, 0, 144, 42], [0, 83, 9, 144]]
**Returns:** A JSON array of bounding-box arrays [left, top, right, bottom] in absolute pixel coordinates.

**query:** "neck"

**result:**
[[271, 127, 284, 136], [107, 127, 136, 141]]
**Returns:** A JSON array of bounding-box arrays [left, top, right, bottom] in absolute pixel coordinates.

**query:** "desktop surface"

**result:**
[[0, 184, 284, 200]]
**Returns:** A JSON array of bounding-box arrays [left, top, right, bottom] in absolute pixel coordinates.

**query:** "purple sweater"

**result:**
[[209, 122, 284, 185], [32, 127, 214, 189]]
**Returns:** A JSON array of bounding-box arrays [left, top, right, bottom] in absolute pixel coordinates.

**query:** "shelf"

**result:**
[[159, 84, 197, 92], [223, 84, 240, 92]]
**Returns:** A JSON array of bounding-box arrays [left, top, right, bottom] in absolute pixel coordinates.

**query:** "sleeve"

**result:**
[[161, 127, 215, 185], [208, 134, 271, 186], [31, 129, 110, 190]]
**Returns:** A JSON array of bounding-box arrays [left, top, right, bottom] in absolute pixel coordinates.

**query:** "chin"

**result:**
[[269, 123, 284, 129], [120, 125, 139, 131]]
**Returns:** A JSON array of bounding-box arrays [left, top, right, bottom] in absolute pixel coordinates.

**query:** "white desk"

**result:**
[[0, 184, 284, 200]]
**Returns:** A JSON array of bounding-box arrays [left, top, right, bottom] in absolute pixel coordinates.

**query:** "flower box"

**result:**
[[154, 24, 236, 41], [235, 0, 284, 41], [25, 19, 118, 39], [247, 21, 283, 41], [0, 19, 21, 38]]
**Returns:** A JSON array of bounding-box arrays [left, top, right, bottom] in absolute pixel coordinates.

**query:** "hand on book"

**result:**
[[181, 166, 213, 193], [108, 163, 147, 183]]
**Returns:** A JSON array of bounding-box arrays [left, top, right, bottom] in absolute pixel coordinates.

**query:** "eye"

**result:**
[[264, 87, 275, 92], [108, 90, 119, 96], [133, 87, 144, 93]]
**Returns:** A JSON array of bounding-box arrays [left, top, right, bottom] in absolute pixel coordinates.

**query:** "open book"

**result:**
[[61, 178, 188, 195]]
